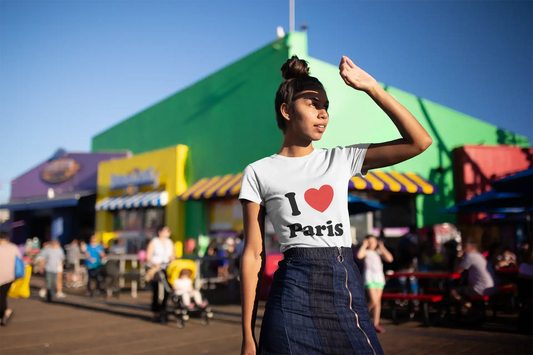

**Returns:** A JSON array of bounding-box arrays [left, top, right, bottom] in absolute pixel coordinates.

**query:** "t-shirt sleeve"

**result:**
[[343, 143, 371, 177], [459, 254, 472, 270], [239, 165, 263, 205]]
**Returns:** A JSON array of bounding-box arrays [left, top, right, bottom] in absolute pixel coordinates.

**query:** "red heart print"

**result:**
[[304, 185, 334, 213]]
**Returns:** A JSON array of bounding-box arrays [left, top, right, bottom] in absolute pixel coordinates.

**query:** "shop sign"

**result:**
[[110, 167, 160, 190], [41, 158, 80, 184]]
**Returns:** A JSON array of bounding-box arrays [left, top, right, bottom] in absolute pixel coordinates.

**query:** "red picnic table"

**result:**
[[495, 267, 519, 274], [383, 271, 462, 325], [386, 271, 461, 280]]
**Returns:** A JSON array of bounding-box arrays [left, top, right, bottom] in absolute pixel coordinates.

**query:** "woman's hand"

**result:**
[[241, 338, 257, 355], [339, 56, 379, 93]]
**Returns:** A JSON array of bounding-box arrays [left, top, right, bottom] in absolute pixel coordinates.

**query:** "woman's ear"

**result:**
[[280, 103, 291, 121]]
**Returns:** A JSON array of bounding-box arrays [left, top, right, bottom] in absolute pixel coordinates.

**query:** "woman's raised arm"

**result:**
[[339, 56, 433, 171]]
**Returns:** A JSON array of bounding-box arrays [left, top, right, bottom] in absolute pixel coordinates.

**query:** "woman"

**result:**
[[357, 235, 394, 333], [146, 225, 175, 324], [239, 55, 432, 355], [0, 233, 22, 326]]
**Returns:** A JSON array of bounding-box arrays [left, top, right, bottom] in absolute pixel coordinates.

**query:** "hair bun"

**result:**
[[281, 55, 309, 80]]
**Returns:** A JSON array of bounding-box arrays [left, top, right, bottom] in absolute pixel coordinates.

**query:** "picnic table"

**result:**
[[383, 270, 462, 325], [386, 271, 461, 280], [495, 267, 519, 274]]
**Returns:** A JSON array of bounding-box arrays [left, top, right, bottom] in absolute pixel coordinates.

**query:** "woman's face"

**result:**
[[286, 89, 329, 141], [159, 227, 171, 239]]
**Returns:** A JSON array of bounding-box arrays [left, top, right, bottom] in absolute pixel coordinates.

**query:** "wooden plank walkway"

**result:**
[[1, 289, 531, 354]]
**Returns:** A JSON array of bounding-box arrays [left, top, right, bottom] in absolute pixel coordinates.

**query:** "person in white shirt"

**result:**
[[173, 269, 207, 309], [357, 235, 394, 333], [146, 225, 175, 324], [239, 55, 432, 355]]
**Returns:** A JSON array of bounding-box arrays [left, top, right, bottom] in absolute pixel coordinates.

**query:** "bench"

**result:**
[[466, 285, 519, 320], [498, 285, 517, 293], [382, 293, 443, 326]]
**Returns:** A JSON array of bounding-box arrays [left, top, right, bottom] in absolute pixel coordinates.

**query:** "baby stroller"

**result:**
[[166, 259, 213, 328], [94, 260, 121, 298]]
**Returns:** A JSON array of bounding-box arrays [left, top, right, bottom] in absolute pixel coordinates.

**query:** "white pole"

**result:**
[[289, 0, 295, 33]]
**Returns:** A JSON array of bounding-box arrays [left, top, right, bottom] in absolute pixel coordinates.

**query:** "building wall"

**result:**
[[91, 39, 289, 180], [95, 145, 188, 245], [91, 32, 530, 237]]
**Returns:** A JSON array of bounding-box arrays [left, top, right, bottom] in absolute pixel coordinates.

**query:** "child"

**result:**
[[173, 269, 207, 309], [39, 239, 65, 302], [357, 235, 394, 333]]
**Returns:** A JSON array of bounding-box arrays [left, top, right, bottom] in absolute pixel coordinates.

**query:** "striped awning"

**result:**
[[180, 173, 243, 200], [95, 191, 169, 211], [180, 171, 435, 201], [349, 171, 435, 194]]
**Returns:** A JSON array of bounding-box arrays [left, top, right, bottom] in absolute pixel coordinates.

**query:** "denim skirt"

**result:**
[[259, 247, 384, 355]]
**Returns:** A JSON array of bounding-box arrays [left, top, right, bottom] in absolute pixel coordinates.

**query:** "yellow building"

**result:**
[[95, 145, 188, 255]]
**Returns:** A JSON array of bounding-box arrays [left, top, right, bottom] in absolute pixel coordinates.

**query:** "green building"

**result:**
[[91, 32, 529, 246]]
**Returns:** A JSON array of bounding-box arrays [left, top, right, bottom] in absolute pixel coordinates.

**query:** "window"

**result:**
[[144, 208, 165, 230], [113, 209, 144, 231], [112, 208, 165, 231]]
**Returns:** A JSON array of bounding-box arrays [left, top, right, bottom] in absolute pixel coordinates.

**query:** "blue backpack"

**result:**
[[15, 256, 25, 279]]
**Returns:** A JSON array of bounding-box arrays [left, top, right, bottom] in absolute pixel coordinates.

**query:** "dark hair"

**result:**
[[156, 225, 167, 235], [465, 239, 478, 249], [365, 235, 377, 240], [275, 56, 325, 133]]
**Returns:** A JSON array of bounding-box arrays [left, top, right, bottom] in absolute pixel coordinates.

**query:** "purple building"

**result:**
[[1, 150, 129, 245]]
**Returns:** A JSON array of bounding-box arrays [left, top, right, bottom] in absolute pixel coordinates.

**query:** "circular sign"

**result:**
[[41, 158, 80, 184]]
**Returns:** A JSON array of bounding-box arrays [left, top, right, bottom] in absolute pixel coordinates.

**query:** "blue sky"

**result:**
[[0, 0, 531, 204]]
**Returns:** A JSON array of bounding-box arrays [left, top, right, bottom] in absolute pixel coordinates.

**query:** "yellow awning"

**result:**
[[180, 170, 435, 201]]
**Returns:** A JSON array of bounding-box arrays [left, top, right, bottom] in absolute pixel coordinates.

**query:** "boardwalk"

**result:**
[[1, 288, 531, 354]]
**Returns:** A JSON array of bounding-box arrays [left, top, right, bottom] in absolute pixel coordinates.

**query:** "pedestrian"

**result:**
[[85, 235, 105, 296], [451, 239, 497, 308], [39, 239, 65, 302], [357, 235, 394, 333], [239, 55, 432, 355], [146, 225, 175, 324], [396, 225, 420, 295], [66, 239, 80, 269], [0, 232, 22, 326]]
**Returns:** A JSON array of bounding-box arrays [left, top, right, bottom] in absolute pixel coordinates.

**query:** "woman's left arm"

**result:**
[[339, 56, 433, 171]]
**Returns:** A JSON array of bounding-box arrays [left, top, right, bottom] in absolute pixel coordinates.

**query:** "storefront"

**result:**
[[0, 150, 127, 245], [94, 145, 188, 253]]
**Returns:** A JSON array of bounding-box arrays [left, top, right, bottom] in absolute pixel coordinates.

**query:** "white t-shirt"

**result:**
[[459, 251, 496, 295], [364, 250, 385, 285], [239, 144, 369, 253]]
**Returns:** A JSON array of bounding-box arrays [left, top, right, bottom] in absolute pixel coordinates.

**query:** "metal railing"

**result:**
[[66, 254, 240, 298]]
